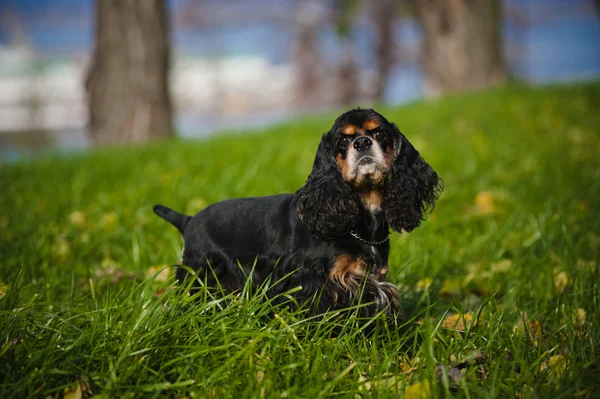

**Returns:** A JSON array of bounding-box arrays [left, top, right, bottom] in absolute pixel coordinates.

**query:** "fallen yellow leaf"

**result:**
[[359, 374, 402, 393], [54, 236, 70, 259], [576, 308, 586, 326], [490, 259, 512, 273], [441, 312, 475, 331], [100, 257, 118, 270], [0, 281, 8, 299], [540, 354, 568, 380], [399, 362, 414, 373], [147, 265, 170, 282], [415, 277, 433, 291], [101, 212, 119, 231], [553, 269, 569, 292], [68, 211, 86, 227], [64, 382, 82, 399], [439, 278, 462, 296], [475, 191, 496, 214], [404, 380, 432, 399], [186, 197, 207, 214], [575, 201, 588, 215]]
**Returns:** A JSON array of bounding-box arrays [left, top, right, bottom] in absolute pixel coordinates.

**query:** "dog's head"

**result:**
[[294, 108, 442, 239]]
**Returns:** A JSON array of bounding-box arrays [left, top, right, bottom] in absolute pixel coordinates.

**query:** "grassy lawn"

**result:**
[[1, 83, 599, 398]]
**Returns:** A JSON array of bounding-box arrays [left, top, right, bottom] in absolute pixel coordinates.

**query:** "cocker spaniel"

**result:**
[[154, 108, 441, 319]]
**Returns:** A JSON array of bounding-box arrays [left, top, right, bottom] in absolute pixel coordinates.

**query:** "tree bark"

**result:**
[[86, 0, 173, 145], [336, 39, 360, 106], [371, 0, 398, 102], [332, 0, 360, 106], [293, 1, 325, 108], [414, 0, 505, 97]]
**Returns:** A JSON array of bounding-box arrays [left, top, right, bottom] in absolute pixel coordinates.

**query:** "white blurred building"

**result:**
[[0, 45, 294, 135]]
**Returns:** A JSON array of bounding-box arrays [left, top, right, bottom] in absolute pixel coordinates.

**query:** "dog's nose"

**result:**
[[353, 136, 372, 152]]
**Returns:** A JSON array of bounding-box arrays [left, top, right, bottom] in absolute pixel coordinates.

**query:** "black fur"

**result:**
[[154, 108, 441, 320], [294, 135, 361, 239], [153, 204, 191, 234], [383, 123, 443, 232]]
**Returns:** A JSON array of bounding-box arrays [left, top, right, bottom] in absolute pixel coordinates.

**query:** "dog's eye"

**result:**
[[339, 137, 351, 146], [373, 130, 385, 141]]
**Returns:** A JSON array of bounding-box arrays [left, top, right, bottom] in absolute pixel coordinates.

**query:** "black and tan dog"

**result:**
[[154, 108, 441, 318]]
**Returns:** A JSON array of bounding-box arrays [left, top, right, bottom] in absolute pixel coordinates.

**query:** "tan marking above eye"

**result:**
[[362, 120, 380, 131], [342, 124, 358, 135]]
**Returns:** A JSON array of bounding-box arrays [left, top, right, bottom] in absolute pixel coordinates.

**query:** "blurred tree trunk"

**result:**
[[293, 1, 325, 108], [413, 0, 505, 97], [336, 40, 360, 106], [371, 0, 397, 102], [333, 0, 361, 106], [86, 0, 173, 145]]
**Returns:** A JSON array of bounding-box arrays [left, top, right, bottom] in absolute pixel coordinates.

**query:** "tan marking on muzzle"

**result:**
[[336, 153, 352, 182]]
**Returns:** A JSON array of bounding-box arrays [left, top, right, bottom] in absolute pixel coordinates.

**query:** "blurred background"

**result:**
[[0, 0, 599, 161]]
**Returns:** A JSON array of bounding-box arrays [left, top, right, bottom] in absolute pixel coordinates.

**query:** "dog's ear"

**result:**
[[383, 124, 442, 233], [294, 132, 360, 239]]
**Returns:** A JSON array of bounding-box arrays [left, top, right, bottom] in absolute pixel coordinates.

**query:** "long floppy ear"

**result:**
[[384, 124, 442, 232], [294, 132, 360, 239]]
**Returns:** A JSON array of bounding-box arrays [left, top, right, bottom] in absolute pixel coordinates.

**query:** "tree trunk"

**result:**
[[293, 1, 325, 108], [86, 0, 173, 145], [371, 0, 397, 102], [336, 39, 360, 106], [332, 0, 361, 106], [414, 0, 505, 97]]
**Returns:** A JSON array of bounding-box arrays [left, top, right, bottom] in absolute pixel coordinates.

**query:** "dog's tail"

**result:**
[[153, 204, 192, 234]]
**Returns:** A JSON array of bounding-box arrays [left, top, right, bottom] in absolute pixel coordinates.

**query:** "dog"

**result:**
[[154, 108, 441, 319]]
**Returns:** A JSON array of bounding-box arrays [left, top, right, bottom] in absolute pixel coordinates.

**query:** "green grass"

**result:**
[[1, 82, 599, 398]]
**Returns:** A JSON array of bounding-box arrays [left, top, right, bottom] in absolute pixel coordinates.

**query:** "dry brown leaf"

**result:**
[[95, 266, 136, 284], [436, 364, 464, 384], [256, 370, 264, 382], [513, 313, 543, 343]]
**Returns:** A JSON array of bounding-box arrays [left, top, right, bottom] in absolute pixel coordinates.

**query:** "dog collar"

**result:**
[[349, 230, 389, 246]]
